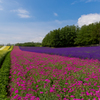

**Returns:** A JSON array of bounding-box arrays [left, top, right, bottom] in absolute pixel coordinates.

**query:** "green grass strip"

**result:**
[[0, 46, 13, 100], [0, 46, 3, 48], [0, 51, 11, 100], [0, 51, 9, 68]]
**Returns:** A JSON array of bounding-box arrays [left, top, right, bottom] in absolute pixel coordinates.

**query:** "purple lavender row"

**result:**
[[19, 46, 100, 61]]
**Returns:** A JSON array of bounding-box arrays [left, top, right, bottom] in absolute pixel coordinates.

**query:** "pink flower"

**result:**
[[85, 78, 89, 81], [57, 94, 60, 97], [63, 88, 66, 92], [15, 90, 18, 93], [40, 91, 43, 94], [45, 79, 50, 83], [95, 90, 100, 97], [52, 85, 55, 87], [36, 85, 38, 88], [70, 95, 75, 98], [13, 94, 19, 99], [11, 88, 14, 92], [86, 91, 90, 96], [45, 91, 48, 94], [18, 97, 21, 100], [30, 96, 36, 100]]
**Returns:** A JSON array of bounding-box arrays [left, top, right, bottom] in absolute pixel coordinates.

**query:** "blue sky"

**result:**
[[0, 0, 100, 45]]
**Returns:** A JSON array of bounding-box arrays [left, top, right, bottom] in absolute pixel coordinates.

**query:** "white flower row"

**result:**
[[0, 46, 6, 50]]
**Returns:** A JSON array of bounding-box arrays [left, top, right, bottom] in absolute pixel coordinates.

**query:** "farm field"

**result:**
[[0, 46, 13, 71], [0, 46, 6, 50], [0, 46, 3, 48], [0, 46, 11, 58], [19, 46, 100, 61], [6, 46, 100, 100]]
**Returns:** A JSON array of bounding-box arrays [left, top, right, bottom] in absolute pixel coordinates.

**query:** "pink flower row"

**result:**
[[8, 46, 100, 100]]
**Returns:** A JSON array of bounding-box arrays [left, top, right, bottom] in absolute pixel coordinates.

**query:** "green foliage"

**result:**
[[0, 51, 11, 100], [15, 42, 42, 47], [42, 21, 100, 48], [74, 22, 100, 46], [0, 51, 9, 67], [42, 25, 79, 48], [0, 46, 3, 48]]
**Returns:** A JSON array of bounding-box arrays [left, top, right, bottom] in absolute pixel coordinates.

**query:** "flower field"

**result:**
[[0, 46, 6, 50], [0, 46, 11, 67], [7, 46, 100, 100], [3, 46, 10, 50], [0, 46, 13, 100], [19, 46, 100, 61]]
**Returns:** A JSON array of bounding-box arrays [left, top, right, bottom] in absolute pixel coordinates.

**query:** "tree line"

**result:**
[[14, 21, 100, 47], [42, 21, 100, 48], [15, 42, 42, 47]]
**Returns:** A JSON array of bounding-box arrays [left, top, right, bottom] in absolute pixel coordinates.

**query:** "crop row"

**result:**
[[7, 46, 100, 100], [0, 46, 12, 67], [0, 46, 13, 100], [19, 46, 100, 62], [2, 46, 11, 50]]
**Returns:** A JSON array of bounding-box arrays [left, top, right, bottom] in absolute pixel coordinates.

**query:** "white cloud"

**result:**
[[18, 14, 30, 18], [30, 37, 44, 43], [17, 9, 29, 14], [77, 13, 100, 27], [11, 8, 30, 18], [54, 13, 58, 16]]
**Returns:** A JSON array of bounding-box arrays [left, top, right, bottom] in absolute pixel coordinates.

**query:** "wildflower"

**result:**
[[70, 95, 75, 98], [45, 79, 50, 83], [36, 85, 38, 88], [57, 94, 60, 97], [95, 90, 100, 98], [15, 90, 18, 93], [65, 83, 68, 85], [85, 78, 89, 81], [86, 91, 90, 96], [11, 88, 14, 92], [13, 94, 19, 99], [50, 87, 55, 92], [63, 98, 69, 100], [40, 91, 43, 94], [30, 96, 36, 100]]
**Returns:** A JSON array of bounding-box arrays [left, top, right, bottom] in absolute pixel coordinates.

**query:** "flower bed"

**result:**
[[7, 46, 100, 100]]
